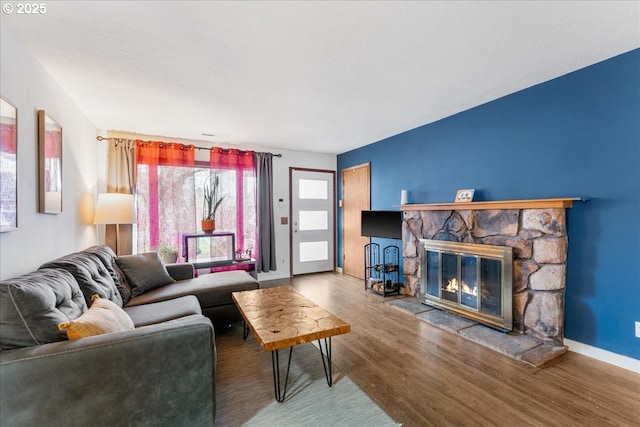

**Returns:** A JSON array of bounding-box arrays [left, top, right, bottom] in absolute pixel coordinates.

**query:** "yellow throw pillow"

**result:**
[[58, 294, 134, 340]]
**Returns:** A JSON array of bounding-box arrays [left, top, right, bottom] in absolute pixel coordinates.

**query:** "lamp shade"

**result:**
[[93, 193, 136, 225]]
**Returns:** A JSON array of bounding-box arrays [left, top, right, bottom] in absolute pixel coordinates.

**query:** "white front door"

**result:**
[[291, 169, 335, 275]]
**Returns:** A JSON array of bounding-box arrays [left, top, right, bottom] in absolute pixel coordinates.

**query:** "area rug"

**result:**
[[243, 359, 398, 427], [214, 324, 399, 427]]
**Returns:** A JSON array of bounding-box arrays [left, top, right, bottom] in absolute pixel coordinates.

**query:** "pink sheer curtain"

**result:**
[[208, 148, 256, 273], [136, 141, 196, 254]]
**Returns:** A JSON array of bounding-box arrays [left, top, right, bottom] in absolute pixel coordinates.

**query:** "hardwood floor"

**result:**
[[215, 272, 639, 427]]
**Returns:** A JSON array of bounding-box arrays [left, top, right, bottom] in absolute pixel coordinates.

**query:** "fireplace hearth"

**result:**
[[420, 239, 513, 331]]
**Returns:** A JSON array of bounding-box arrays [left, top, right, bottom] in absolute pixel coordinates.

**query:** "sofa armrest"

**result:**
[[0, 315, 215, 427], [166, 262, 195, 280]]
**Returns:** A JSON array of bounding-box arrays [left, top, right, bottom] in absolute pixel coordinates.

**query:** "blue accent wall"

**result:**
[[337, 49, 640, 360]]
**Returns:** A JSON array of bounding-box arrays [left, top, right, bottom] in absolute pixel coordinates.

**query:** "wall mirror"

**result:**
[[0, 97, 18, 231], [38, 110, 62, 214]]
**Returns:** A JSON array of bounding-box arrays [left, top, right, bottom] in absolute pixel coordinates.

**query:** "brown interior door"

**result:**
[[341, 162, 370, 279]]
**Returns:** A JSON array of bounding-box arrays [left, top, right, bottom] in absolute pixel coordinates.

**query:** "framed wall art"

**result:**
[[455, 188, 475, 203], [0, 97, 18, 231], [38, 110, 62, 214]]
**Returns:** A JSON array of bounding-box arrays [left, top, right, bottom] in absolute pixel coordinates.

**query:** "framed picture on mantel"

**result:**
[[455, 189, 475, 203]]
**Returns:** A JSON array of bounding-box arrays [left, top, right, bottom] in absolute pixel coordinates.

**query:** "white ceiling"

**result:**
[[2, 1, 639, 154]]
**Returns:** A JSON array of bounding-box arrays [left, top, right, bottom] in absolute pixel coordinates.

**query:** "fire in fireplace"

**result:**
[[420, 239, 513, 331]]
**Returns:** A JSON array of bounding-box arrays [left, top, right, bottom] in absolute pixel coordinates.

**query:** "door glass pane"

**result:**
[[299, 210, 328, 231], [299, 241, 328, 262], [441, 253, 459, 303], [460, 255, 478, 310], [299, 179, 328, 200], [480, 258, 502, 316], [425, 250, 440, 297]]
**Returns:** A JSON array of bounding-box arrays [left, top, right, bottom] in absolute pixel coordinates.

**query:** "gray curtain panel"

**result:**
[[254, 152, 277, 272]]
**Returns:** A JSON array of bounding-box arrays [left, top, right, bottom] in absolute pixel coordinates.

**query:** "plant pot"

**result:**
[[201, 219, 215, 234], [161, 252, 178, 264]]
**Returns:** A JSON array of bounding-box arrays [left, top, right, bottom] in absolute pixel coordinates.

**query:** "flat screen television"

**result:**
[[361, 210, 402, 239]]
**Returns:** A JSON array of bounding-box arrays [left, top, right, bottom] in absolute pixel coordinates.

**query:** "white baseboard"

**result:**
[[564, 339, 640, 373], [336, 267, 343, 274]]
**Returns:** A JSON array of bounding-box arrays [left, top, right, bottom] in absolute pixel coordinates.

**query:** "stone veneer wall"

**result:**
[[402, 208, 568, 345]]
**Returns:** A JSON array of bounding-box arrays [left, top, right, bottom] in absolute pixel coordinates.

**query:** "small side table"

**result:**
[[182, 232, 257, 278], [182, 232, 235, 269]]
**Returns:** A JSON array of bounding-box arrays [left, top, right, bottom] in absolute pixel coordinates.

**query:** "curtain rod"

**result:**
[[96, 136, 282, 157]]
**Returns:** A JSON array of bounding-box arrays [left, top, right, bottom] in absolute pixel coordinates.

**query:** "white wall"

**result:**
[[0, 25, 99, 279], [100, 131, 337, 281]]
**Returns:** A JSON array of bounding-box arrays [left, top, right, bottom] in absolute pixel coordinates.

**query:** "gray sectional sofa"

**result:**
[[0, 245, 260, 426]]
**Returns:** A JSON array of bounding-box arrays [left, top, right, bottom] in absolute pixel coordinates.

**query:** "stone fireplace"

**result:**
[[402, 198, 579, 347]]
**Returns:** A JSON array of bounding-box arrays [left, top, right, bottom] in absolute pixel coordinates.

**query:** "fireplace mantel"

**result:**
[[401, 197, 586, 211]]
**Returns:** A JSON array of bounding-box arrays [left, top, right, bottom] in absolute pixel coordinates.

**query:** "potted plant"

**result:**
[[157, 244, 179, 264], [202, 173, 224, 234]]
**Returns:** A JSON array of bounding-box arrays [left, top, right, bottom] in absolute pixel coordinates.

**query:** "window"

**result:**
[[136, 148, 256, 264], [195, 163, 257, 258]]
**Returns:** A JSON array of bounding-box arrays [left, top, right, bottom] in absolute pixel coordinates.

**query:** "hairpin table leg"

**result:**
[[317, 337, 333, 386], [272, 347, 294, 403]]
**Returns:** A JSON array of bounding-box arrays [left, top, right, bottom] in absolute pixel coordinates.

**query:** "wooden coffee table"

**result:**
[[232, 286, 350, 402]]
